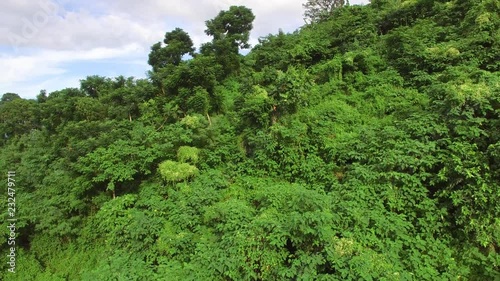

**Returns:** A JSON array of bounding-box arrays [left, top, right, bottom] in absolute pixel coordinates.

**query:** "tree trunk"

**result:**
[[271, 105, 278, 125], [206, 113, 212, 126]]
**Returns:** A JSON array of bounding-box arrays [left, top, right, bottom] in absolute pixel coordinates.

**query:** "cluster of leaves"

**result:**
[[1, 1, 499, 280]]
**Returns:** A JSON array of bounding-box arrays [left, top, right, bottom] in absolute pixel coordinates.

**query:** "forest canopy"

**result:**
[[1, 0, 499, 280]]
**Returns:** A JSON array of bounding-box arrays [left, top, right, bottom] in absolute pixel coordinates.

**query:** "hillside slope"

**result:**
[[1, 0, 499, 280]]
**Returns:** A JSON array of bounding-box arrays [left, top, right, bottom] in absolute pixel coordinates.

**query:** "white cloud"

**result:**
[[1, 0, 368, 51], [0, 44, 147, 98]]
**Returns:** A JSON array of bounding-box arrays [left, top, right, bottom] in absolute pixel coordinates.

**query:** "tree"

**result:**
[[80, 75, 110, 98], [251, 30, 294, 71], [37, 90, 48, 103], [303, 0, 349, 23], [158, 160, 199, 183], [177, 146, 200, 164], [37, 88, 84, 132], [205, 6, 255, 49], [269, 66, 312, 115], [148, 28, 195, 71], [75, 124, 172, 199], [74, 97, 106, 121], [1, 93, 21, 103], [187, 87, 210, 118], [204, 6, 255, 76]]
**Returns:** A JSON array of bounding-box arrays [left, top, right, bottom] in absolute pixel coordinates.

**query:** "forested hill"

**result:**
[[1, 0, 499, 280]]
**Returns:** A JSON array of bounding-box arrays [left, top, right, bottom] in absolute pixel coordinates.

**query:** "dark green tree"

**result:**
[[0, 97, 39, 140], [205, 6, 255, 49]]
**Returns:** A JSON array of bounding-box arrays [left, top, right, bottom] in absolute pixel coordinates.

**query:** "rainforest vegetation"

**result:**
[[1, 0, 499, 279]]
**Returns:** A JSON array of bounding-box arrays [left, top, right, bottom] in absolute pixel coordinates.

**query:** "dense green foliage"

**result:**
[[1, 1, 499, 280]]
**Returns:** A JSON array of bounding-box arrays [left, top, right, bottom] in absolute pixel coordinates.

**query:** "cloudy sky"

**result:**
[[1, 0, 368, 99]]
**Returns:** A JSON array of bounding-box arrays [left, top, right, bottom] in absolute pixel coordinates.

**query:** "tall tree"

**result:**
[[205, 6, 255, 49], [303, 0, 348, 23], [80, 75, 110, 98], [148, 28, 195, 71]]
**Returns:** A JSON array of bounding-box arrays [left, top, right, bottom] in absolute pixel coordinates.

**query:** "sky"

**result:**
[[1, 0, 369, 99]]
